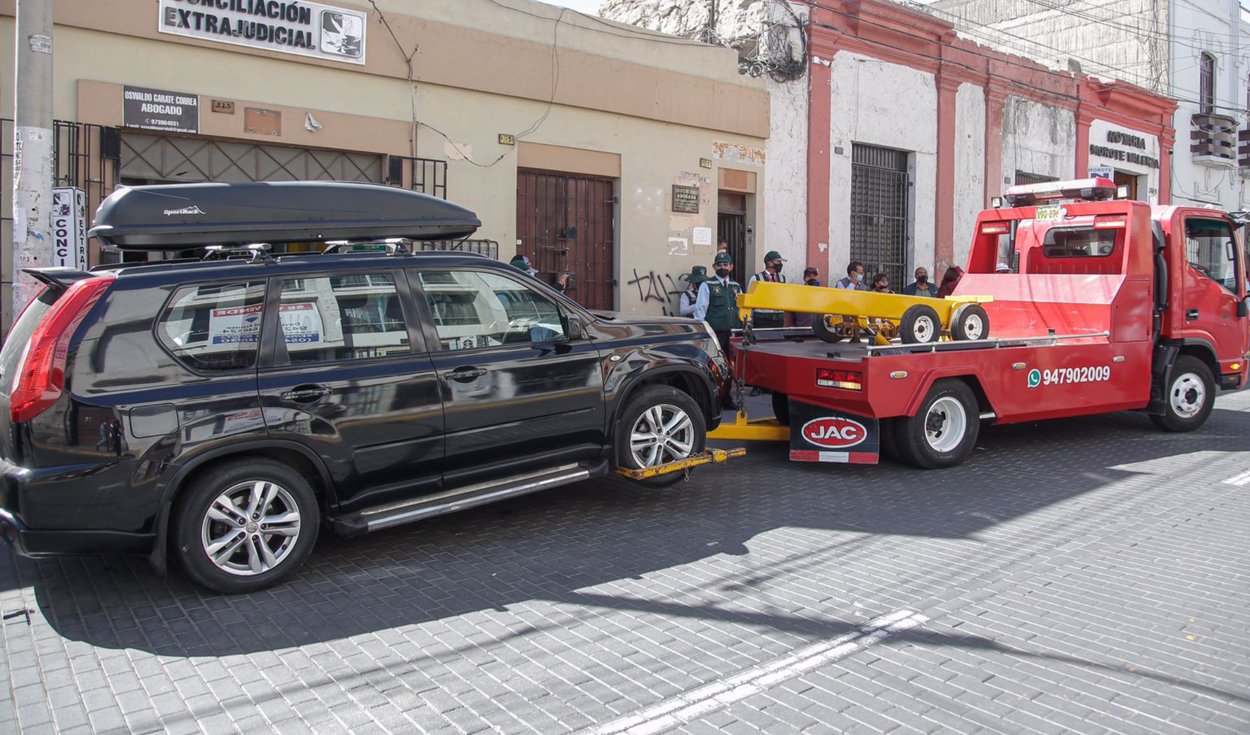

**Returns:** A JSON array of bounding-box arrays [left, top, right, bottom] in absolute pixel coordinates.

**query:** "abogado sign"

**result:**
[[52, 188, 88, 270], [124, 86, 200, 134], [158, 0, 367, 65]]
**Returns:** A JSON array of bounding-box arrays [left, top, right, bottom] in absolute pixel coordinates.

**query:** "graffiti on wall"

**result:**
[[627, 268, 696, 316]]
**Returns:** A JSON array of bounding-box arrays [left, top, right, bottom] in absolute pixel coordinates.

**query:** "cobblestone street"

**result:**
[[3, 392, 1249, 734]]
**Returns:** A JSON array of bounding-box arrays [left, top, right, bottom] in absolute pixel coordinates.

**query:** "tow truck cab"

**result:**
[[970, 178, 1249, 393], [743, 178, 1249, 469]]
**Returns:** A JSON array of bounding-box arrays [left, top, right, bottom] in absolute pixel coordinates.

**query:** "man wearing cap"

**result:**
[[509, 253, 537, 275], [510, 253, 569, 294], [747, 250, 789, 329], [678, 265, 708, 317], [693, 251, 742, 357], [794, 266, 822, 328], [695, 251, 743, 409]]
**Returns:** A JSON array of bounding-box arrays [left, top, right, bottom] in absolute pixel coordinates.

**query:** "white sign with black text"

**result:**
[[157, 0, 367, 65], [51, 188, 88, 271]]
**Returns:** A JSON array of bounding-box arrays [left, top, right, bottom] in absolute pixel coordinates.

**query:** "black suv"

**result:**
[[0, 182, 728, 593]]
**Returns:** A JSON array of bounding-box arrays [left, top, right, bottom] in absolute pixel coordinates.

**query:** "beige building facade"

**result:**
[[0, 0, 768, 325]]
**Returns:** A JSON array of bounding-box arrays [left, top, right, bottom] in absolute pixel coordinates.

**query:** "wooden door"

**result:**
[[517, 170, 616, 310]]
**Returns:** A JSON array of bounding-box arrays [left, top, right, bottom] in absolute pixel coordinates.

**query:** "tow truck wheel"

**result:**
[[616, 385, 707, 487], [894, 380, 980, 469], [1151, 356, 1214, 432], [812, 314, 844, 344], [899, 304, 941, 344], [951, 304, 990, 341]]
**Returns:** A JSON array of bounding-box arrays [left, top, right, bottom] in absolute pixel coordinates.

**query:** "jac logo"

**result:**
[[800, 417, 867, 448]]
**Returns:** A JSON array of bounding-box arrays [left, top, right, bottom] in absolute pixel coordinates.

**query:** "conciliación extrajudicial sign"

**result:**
[[157, 0, 367, 65]]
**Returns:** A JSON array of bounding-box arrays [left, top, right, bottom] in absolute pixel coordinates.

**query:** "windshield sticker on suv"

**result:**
[[1028, 366, 1111, 387]]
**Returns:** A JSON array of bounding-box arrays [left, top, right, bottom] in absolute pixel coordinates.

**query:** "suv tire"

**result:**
[[173, 459, 320, 594], [616, 385, 706, 488]]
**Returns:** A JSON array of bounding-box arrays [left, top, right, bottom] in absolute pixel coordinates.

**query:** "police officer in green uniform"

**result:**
[[693, 250, 743, 357]]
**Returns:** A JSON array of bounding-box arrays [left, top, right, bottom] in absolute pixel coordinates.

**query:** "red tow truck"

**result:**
[[738, 178, 1250, 468]]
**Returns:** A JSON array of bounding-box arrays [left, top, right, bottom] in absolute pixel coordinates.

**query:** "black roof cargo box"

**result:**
[[88, 181, 481, 249]]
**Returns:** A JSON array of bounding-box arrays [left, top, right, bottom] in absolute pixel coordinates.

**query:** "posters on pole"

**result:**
[[52, 187, 88, 270]]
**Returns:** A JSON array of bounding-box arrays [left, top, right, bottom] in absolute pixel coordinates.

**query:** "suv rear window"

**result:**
[[158, 281, 267, 372]]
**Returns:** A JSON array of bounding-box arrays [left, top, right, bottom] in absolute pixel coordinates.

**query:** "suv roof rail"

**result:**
[[321, 240, 412, 255], [203, 243, 273, 262]]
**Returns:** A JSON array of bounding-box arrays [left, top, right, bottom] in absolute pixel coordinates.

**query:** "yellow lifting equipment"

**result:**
[[737, 281, 993, 345], [613, 447, 748, 480]]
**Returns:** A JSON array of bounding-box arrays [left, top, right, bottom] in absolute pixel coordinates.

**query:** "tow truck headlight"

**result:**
[[817, 368, 862, 391]]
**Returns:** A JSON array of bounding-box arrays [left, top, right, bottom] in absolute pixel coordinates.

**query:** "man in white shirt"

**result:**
[[747, 250, 788, 329]]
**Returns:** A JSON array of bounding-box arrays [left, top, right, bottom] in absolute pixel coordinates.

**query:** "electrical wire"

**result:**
[[882, 0, 1248, 112], [480, 0, 713, 47], [1018, 0, 1247, 44], [512, 7, 566, 141], [916, 2, 1163, 89], [368, 1, 419, 159]]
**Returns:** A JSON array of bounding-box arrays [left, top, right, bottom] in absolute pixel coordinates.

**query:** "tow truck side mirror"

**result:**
[[1237, 299, 1249, 318]]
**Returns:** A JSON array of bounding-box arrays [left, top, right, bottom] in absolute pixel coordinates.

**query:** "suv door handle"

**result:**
[[447, 367, 487, 382], [280, 385, 331, 403], [1187, 308, 1199, 320]]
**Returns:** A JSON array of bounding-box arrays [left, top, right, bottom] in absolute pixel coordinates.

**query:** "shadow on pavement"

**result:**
[[4, 404, 1247, 661]]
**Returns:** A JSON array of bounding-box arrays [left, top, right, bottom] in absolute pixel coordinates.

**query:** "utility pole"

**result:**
[[12, 0, 55, 324]]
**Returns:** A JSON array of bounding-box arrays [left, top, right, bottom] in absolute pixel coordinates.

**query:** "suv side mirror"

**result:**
[[565, 313, 585, 340], [529, 324, 567, 346]]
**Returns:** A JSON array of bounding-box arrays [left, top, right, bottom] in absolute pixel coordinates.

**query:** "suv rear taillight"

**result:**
[[10, 276, 114, 423]]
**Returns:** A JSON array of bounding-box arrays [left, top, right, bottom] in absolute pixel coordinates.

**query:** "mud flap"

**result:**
[[787, 399, 879, 464]]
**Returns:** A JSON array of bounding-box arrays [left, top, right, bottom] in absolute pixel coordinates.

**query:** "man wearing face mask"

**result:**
[[693, 251, 743, 357], [902, 266, 939, 297], [834, 261, 869, 290], [747, 250, 788, 329]]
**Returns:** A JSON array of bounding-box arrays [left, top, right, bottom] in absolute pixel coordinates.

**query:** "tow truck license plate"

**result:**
[[1034, 205, 1064, 222]]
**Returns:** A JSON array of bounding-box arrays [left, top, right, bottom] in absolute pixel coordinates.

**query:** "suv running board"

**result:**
[[332, 464, 592, 537]]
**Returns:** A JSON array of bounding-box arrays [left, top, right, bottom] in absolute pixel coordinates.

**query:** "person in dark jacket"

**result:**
[[794, 267, 822, 328], [902, 266, 939, 297]]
